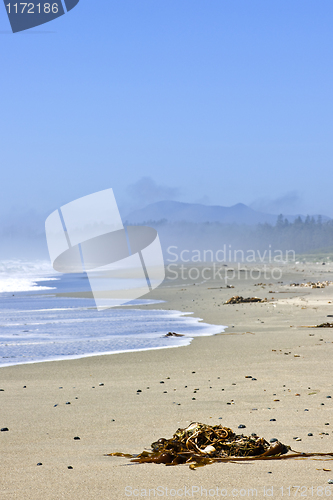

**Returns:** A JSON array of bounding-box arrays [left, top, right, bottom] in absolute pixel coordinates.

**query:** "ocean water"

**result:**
[[0, 260, 226, 367]]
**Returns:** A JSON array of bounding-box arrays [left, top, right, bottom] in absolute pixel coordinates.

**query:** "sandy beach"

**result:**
[[1, 262, 333, 499]]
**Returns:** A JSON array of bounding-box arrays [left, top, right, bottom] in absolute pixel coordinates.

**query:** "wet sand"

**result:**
[[1, 262, 333, 499]]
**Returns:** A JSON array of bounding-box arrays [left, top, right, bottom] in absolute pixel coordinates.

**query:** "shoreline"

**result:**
[[2, 262, 333, 499]]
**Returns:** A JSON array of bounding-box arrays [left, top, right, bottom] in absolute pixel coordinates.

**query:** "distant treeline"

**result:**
[[135, 215, 333, 256]]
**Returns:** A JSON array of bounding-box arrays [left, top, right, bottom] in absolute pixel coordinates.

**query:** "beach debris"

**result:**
[[225, 296, 267, 304], [164, 332, 184, 337], [107, 422, 291, 468], [290, 281, 332, 288], [107, 422, 333, 468], [302, 323, 333, 328]]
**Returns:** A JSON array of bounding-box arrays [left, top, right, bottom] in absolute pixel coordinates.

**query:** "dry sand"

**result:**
[[1, 262, 333, 499]]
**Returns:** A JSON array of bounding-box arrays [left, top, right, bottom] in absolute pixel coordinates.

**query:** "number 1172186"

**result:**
[[6, 3, 59, 14]]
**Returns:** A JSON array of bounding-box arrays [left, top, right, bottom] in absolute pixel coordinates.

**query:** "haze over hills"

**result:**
[[125, 200, 330, 226]]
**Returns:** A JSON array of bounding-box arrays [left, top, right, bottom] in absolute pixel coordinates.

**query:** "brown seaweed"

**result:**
[[225, 296, 267, 304], [164, 332, 185, 337], [107, 422, 333, 468]]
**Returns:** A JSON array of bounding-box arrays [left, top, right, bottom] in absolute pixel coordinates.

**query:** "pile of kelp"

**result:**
[[108, 422, 333, 468], [225, 296, 267, 304], [290, 281, 332, 288], [108, 422, 291, 468]]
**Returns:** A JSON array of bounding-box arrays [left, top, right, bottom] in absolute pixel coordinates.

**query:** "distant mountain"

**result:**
[[125, 201, 330, 226]]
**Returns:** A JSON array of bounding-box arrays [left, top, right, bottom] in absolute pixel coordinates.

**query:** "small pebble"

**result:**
[[0, 389, 4, 391], [111, 419, 115, 422], [137, 390, 142, 393], [308, 433, 313, 436], [163, 391, 167, 393], [218, 417, 222, 419], [160, 381, 164, 384], [327, 396, 332, 399], [238, 424, 246, 429], [304, 409, 309, 411], [74, 436, 80, 440], [23, 386, 26, 389], [296, 438, 302, 441], [325, 423, 330, 425], [252, 378, 257, 381], [270, 438, 278, 443], [192, 371, 196, 374], [99, 383, 104, 386], [321, 403, 325, 405], [328, 480, 333, 484], [53, 404, 58, 407], [67, 466, 73, 470], [66, 402, 71, 405], [1, 428, 9, 432], [37, 463, 43, 466], [192, 397, 196, 400], [270, 419, 276, 422]]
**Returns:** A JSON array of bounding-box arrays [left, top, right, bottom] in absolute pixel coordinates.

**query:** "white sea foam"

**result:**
[[0, 259, 58, 292]]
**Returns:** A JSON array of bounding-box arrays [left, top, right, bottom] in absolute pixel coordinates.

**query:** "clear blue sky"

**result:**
[[1, 0, 332, 222]]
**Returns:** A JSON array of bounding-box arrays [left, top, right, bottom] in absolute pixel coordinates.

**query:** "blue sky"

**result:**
[[0, 0, 333, 224]]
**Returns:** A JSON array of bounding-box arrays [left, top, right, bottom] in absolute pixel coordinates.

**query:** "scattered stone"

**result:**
[[308, 433, 313, 436], [23, 386, 26, 389], [296, 438, 302, 442], [325, 423, 330, 426], [67, 466, 73, 469], [66, 402, 71, 405], [328, 480, 333, 484], [327, 396, 332, 399], [1, 427, 9, 432], [137, 389, 142, 393], [74, 436, 80, 440], [160, 381, 164, 384], [192, 397, 196, 400], [99, 383, 104, 386], [270, 419, 276, 422], [270, 438, 278, 443], [37, 463, 42, 466], [238, 424, 246, 429]]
